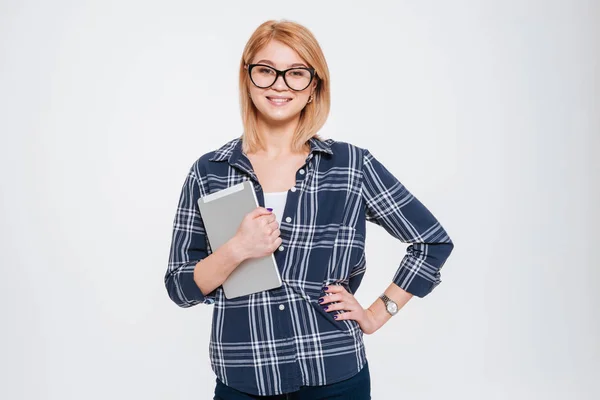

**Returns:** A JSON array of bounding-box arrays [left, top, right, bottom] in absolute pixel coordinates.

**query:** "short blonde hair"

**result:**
[[239, 20, 331, 153]]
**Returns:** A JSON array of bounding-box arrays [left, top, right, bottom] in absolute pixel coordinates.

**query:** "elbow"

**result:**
[[433, 241, 454, 268], [410, 240, 454, 261], [164, 276, 193, 308], [441, 240, 454, 259], [435, 229, 454, 260]]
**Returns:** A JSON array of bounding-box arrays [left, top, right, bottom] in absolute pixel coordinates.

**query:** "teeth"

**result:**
[[268, 98, 290, 103]]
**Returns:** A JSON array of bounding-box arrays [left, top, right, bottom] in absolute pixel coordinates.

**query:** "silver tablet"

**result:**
[[197, 181, 282, 299]]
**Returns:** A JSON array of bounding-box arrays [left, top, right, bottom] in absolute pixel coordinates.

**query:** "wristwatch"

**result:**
[[379, 294, 399, 316]]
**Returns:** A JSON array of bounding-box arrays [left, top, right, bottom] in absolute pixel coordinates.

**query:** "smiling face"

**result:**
[[247, 40, 317, 126]]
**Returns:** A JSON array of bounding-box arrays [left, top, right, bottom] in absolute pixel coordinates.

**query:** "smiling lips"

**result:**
[[266, 96, 292, 106]]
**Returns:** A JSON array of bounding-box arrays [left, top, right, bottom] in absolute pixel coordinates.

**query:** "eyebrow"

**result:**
[[254, 59, 309, 68]]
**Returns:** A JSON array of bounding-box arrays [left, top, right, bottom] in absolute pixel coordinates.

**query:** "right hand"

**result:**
[[231, 207, 282, 261]]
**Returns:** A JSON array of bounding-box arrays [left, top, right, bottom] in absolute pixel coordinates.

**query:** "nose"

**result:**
[[271, 73, 288, 91]]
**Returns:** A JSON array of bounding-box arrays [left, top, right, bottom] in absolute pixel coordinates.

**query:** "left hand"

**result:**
[[319, 285, 380, 335]]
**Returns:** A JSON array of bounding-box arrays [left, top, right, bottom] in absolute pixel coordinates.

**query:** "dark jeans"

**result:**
[[213, 362, 371, 400]]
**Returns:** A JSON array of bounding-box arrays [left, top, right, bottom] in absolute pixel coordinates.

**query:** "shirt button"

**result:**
[[285, 217, 292, 223], [278, 245, 285, 252], [290, 187, 297, 192], [299, 169, 305, 175], [279, 304, 285, 311]]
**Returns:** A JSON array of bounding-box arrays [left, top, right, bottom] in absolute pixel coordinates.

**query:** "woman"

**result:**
[[165, 20, 454, 400]]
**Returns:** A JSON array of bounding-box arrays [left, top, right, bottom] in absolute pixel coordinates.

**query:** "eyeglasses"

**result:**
[[246, 64, 316, 91]]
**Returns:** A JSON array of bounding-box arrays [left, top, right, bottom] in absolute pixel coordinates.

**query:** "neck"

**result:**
[[254, 116, 306, 157]]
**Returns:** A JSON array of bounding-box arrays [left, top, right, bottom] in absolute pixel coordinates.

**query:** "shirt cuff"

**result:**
[[173, 261, 216, 306], [392, 256, 442, 298]]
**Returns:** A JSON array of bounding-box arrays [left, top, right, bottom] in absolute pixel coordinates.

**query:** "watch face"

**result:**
[[387, 301, 398, 314]]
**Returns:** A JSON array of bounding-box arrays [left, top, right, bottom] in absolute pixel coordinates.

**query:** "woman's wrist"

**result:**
[[357, 308, 377, 335], [225, 235, 248, 265], [371, 302, 390, 324]]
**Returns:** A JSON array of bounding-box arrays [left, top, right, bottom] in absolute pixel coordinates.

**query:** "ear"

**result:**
[[310, 79, 318, 95]]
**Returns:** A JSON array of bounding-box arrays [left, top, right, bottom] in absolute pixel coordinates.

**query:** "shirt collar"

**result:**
[[208, 136, 333, 164]]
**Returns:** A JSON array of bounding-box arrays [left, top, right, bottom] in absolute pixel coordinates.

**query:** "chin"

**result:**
[[266, 112, 298, 123], [257, 104, 304, 124]]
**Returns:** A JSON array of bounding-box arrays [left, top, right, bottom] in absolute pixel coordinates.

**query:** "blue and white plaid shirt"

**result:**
[[165, 137, 454, 396]]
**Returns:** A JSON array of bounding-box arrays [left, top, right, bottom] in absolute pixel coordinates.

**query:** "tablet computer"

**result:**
[[197, 181, 282, 299]]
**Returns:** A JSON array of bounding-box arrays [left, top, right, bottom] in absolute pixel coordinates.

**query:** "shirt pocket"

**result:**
[[292, 224, 363, 303]]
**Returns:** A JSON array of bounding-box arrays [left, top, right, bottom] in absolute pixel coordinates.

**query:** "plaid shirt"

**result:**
[[165, 137, 453, 396]]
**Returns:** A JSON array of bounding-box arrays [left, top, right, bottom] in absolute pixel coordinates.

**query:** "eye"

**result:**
[[288, 69, 310, 78], [258, 67, 275, 75]]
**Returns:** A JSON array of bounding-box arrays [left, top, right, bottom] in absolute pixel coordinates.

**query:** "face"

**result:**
[[247, 40, 316, 126]]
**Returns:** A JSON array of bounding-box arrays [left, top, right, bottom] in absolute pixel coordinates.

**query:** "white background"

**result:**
[[1, 0, 598, 399]]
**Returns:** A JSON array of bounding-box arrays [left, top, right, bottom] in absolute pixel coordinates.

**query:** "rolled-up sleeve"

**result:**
[[361, 149, 454, 297], [165, 166, 215, 307]]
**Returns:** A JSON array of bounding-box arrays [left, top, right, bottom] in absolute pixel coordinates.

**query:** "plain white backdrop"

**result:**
[[1, 0, 598, 399]]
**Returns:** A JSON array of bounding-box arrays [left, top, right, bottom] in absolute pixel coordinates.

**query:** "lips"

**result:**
[[266, 96, 292, 106]]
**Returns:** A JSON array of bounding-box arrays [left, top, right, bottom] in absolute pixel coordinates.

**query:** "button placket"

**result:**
[[278, 164, 309, 256]]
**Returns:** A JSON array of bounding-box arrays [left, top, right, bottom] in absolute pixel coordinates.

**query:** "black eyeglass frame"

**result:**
[[246, 63, 317, 92]]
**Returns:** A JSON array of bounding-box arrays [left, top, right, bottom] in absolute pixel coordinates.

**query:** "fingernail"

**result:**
[[323, 286, 329, 291], [318, 298, 324, 303], [266, 208, 273, 212], [323, 306, 329, 311], [333, 315, 338, 319]]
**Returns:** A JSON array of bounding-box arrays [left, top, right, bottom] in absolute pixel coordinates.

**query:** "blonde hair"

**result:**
[[239, 20, 331, 153]]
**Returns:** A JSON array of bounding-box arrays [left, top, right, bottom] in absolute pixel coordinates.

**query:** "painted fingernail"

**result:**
[[266, 208, 273, 212], [323, 286, 329, 291], [333, 315, 338, 319], [323, 306, 329, 311], [318, 298, 324, 303]]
